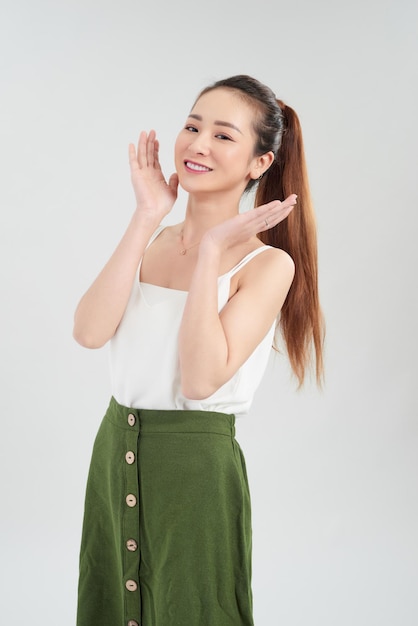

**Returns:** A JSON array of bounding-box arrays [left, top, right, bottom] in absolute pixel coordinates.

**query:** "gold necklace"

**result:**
[[179, 229, 201, 255]]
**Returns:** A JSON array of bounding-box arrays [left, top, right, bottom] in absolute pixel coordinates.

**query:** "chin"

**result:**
[[177, 175, 213, 195]]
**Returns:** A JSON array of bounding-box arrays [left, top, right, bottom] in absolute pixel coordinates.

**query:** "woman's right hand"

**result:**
[[74, 131, 178, 349], [129, 130, 179, 222]]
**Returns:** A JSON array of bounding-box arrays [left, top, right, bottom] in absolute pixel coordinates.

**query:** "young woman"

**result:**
[[74, 75, 324, 626]]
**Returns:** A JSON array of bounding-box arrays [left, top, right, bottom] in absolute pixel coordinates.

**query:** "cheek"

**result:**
[[174, 133, 181, 153], [228, 145, 255, 170]]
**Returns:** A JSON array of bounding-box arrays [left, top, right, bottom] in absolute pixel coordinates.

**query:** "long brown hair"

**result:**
[[199, 75, 325, 386]]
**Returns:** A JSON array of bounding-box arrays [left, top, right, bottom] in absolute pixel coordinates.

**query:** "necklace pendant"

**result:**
[[180, 249, 187, 255]]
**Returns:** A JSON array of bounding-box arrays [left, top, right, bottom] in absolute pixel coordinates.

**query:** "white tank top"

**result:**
[[109, 227, 276, 416]]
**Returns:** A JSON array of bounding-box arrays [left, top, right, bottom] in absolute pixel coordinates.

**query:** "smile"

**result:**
[[185, 161, 212, 173]]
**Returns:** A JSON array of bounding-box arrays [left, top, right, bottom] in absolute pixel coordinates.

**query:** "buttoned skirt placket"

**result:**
[[123, 409, 141, 626]]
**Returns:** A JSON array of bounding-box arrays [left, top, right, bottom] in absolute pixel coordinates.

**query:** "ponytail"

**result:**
[[257, 101, 324, 386], [198, 75, 324, 386]]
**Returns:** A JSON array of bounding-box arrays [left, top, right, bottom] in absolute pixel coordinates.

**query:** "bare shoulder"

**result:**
[[226, 245, 295, 313], [223, 244, 295, 333], [264, 245, 294, 273], [241, 245, 295, 286]]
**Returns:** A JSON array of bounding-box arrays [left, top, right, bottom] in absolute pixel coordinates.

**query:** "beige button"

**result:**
[[125, 451, 135, 465], [125, 494, 137, 507], [127, 413, 136, 426], [128, 621, 139, 626], [126, 538, 138, 552], [125, 579, 138, 592]]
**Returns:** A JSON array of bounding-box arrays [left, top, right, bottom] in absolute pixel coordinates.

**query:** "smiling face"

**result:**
[[174, 88, 273, 200]]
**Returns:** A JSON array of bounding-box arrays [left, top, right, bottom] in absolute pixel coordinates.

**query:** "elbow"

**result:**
[[180, 362, 232, 400], [181, 386, 215, 401], [72, 325, 107, 349], [180, 379, 220, 401], [72, 307, 114, 348]]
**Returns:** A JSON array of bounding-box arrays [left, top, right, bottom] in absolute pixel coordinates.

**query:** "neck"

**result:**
[[179, 190, 241, 242]]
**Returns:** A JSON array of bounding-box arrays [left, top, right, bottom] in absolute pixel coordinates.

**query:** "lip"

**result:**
[[184, 160, 213, 174]]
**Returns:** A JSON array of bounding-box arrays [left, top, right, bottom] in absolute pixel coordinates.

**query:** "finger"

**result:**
[[147, 129, 156, 168], [137, 131, 148, 168], [268, 201, 294, 222], [153, 138, 162, 171], [255, 198, 296, 232], [252, 200, 282, 226], [262, 195, 297, 214], [168, 172, 179, 198], [128, 143, 139, 172], [265, 195, 297, 218], [283, 193, 298, 206], [256, 195, 297, 211]]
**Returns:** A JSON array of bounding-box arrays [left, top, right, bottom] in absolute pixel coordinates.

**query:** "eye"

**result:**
[[215, 133, 232, 141], [185, 125, 198, 132]]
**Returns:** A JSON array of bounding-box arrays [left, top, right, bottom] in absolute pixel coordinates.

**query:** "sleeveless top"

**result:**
[[109, 226, 276, 416]]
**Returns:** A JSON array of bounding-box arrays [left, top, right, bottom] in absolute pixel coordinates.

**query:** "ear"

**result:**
[[250, 151, 275, 180]]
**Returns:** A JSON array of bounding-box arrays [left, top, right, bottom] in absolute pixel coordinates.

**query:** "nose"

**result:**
[[189, 132, 210, 156]]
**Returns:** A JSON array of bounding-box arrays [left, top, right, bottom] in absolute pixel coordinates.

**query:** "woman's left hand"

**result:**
[[202, 194, 297, 251], [179, 193, 297, 399]]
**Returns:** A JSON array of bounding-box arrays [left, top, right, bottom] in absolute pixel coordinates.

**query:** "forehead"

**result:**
[[190, 88, 256, 130]]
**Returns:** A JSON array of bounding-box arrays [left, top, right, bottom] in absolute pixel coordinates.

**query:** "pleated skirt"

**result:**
[[77, 397, 254, 626]]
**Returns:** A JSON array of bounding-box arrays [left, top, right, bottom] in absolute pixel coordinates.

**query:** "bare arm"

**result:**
[[73, 131, 178, 348], [178, 196, 296, 399]]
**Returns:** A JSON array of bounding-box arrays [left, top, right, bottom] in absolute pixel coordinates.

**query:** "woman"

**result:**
[[74, 75, 324, 626]]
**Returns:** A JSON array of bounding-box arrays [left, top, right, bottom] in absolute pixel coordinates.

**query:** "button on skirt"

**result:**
[[77, 397, 254, 626]]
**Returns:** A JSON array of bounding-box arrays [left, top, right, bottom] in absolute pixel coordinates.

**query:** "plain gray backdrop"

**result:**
[[1, 0, 417, 624]]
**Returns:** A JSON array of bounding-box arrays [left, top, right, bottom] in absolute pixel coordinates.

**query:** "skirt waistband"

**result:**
[[105, 396, 236, 437]]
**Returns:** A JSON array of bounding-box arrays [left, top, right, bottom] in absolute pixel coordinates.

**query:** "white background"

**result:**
[[1, 0, 417, 624]]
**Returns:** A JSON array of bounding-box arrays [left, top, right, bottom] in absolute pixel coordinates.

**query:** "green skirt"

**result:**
[[77, 397, 253, 626]]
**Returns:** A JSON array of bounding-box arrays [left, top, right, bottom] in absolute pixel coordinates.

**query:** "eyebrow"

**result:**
[[187, 113, 243, 135]]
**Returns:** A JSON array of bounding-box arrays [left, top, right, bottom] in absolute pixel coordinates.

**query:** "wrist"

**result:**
[[197, 235, 223, 266], [130, 209, 161, 231]]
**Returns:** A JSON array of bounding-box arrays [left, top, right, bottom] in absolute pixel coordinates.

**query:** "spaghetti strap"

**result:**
[[225, 245, 273, 279], [137, 225, 166, 280]]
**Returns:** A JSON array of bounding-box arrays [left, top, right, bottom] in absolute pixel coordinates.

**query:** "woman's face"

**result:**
[[175, 88, 265, 197]]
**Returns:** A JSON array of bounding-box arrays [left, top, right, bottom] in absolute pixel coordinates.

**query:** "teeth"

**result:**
[[186, 162, 211, 172]]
